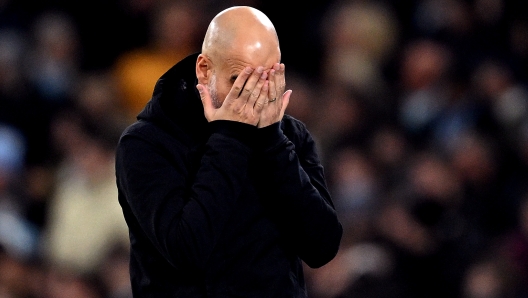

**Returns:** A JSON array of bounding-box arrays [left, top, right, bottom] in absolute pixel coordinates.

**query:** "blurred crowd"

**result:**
[[1, 0, 528, 297]]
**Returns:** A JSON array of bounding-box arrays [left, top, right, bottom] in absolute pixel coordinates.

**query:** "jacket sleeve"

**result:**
[[115, 120, 255, 271], [255, 120, 343, 268]]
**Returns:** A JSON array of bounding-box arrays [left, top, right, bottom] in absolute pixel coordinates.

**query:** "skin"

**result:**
[[195, 6, 292, 128]]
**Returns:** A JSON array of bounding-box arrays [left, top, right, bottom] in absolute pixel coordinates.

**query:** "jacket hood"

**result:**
[[137, 52, 209, 145]]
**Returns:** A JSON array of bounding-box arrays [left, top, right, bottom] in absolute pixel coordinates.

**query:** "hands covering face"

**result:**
[[197, 63, 292, 128]]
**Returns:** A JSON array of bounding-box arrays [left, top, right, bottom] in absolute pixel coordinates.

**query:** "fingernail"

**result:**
[[261, 72, 267, 79], [270, 69, 275, 76], [196, 85, 203, 93], [245, 67, 253, 74], [256, 66, 263, 73]]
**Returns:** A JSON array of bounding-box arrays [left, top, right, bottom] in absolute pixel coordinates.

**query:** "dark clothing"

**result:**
[[115, 53, 342, 297]]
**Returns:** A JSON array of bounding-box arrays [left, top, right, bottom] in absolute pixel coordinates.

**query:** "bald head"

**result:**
[[202, 6, 280, 62], [196, 6, 281, 108]]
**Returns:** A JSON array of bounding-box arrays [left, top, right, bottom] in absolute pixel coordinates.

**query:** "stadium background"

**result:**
[[1, 0, 528, 297]]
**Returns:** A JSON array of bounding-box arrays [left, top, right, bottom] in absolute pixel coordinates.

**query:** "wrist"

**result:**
[[209, 120, 257, 147], [255, 122, 285, 151]]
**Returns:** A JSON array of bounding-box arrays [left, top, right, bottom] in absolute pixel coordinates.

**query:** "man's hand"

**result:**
[[197, 66, 269, 126], [257, 63, 292, 128]]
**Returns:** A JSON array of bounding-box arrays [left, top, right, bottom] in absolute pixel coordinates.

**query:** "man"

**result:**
[[115, 5, 342, 297]]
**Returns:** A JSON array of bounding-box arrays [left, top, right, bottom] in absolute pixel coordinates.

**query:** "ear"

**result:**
[[196, 54, 212, 85]]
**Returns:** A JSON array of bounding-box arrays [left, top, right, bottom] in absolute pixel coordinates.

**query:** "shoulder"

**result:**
[[119, 119, 157, 142], [281, 114, 312, 144], [280, 114, 321, 160], [117, 119, 174, 152], [115, 119, 191, 174], [280, 115, 323, 166], [116, 121, 157, 161], [281, 114, 308, 133]]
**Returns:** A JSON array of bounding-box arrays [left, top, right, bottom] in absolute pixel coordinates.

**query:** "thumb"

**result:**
[[197, 84, 214, 121], [280, 90, 292, 117]]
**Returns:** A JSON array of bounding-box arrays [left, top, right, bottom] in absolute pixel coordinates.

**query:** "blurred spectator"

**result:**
[[461, 254, 520, 298], [413, 0, 473, 39], [367, 150, 477, 298], [309, 88, 366, 165], [74, 70, 130, 144], [112, 0, 204, 120], [0, 28, 49, 166], [21, 163, 54, 243], [407, 150, 463, 205], [0, 124, 40, 261], [470, 59, 528, 144], [397, 39, 454, 144], [19, 70, 129, 252], [320, 0, 399, 101], [41, 110, 129, 276], [97, 245, 132, 298], [0, 245, 33, 298], [305, 241, 393, 298], [311, 0, 401, 163], [0, 125, 25, 188], [447, 130, 516, 240], [43, 265, 105, 298], [367, 125, 410, 191], [0, 28, 29, 125], [327, 147, 379, 242], [2, 0, 528, 296], [374, 196, 460, 298], [25, 10, 81, 107], [21, 10, 83, 165]]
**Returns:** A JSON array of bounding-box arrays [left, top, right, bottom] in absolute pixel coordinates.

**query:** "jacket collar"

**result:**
[[137, 52, 209, 145]]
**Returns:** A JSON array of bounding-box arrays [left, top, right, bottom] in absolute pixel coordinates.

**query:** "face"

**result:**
[[206, 45, 280, 108], [207, 70, 220, 108]]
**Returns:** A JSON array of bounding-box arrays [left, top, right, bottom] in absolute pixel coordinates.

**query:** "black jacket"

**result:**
[[115, 53, 342, 297]]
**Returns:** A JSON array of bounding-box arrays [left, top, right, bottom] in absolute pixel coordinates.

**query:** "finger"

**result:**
[[268, 69, 277, 102], [227, 66, 253, 101], [197, 84, 214, 121], [254, 80, 269, 113], [275, 63, 286, 96], [249, 71, 268, 108], [240, 66, 264, 100], [276, 63, 285, 79], [279, 90, 292, 119]]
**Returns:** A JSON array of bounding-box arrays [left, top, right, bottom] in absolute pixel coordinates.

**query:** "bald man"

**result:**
[[115, 6, 342, 297]]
